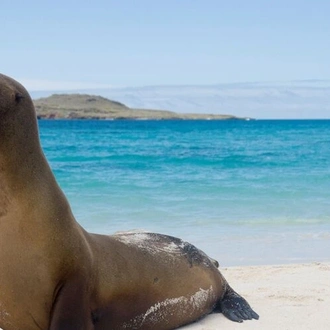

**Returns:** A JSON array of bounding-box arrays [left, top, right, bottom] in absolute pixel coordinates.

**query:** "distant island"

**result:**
[[33, 94, 247, 120]]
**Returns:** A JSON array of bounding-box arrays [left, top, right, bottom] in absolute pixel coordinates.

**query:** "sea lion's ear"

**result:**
[[15, 92, 25, 103]]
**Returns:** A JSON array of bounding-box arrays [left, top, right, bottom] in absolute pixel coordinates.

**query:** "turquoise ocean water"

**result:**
[[39, 119, 330, 266]]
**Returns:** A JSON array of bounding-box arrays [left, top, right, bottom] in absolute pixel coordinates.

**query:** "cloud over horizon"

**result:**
[[29, 80, 330, 120]]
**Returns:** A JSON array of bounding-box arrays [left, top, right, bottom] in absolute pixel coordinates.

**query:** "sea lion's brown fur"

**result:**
[[0, 73, 258, 330]]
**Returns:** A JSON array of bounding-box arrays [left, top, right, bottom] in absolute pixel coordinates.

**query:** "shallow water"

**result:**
[[39, 119, 330, 266]]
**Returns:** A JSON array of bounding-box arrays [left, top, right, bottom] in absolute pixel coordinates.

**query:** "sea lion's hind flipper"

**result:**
[[216, 289, 259, 323]]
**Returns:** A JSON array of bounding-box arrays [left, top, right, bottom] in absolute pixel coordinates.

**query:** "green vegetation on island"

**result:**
[[34, 94, 246, 120]]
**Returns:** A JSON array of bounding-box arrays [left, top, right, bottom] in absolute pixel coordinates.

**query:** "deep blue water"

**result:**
[[39, 119, 330, 266]]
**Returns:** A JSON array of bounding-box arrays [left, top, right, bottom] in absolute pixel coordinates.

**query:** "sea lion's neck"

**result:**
[[0, 106, 44, 183], [0, 126, 73, 224], [0, 122, 50, 191]]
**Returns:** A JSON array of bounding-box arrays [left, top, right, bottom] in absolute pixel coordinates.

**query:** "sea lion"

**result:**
[[0, 73, 259, 330]]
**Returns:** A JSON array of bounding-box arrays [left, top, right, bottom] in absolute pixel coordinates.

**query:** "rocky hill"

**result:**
[[33, 94, 244, 120]]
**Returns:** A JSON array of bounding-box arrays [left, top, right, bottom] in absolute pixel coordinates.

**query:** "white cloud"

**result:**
[[92, 81, 330, 119], [28, 80, 330, 119], [18, 78, 114, 91]]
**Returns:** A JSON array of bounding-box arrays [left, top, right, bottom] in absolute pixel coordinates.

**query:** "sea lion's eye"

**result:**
[[15, 92, 24, 103]]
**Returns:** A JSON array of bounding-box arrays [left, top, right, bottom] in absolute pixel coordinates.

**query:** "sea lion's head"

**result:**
[[0, 74, 32, 118], [0, 74, 36, 137], [0, 73, 39, 152]]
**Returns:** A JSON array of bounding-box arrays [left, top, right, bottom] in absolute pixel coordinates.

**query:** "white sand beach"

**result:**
[[180, 262, 330, 330]]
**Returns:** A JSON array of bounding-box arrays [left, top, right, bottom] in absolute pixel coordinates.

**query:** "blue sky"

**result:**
[[2, 0, 329, 90]]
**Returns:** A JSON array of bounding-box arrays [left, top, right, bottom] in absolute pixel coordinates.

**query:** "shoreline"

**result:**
[[180, 262, 330, 329]]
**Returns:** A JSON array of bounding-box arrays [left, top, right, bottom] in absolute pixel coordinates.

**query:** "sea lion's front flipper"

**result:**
[[49, 276, 94, 330], [217, 287, 259, 323]]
